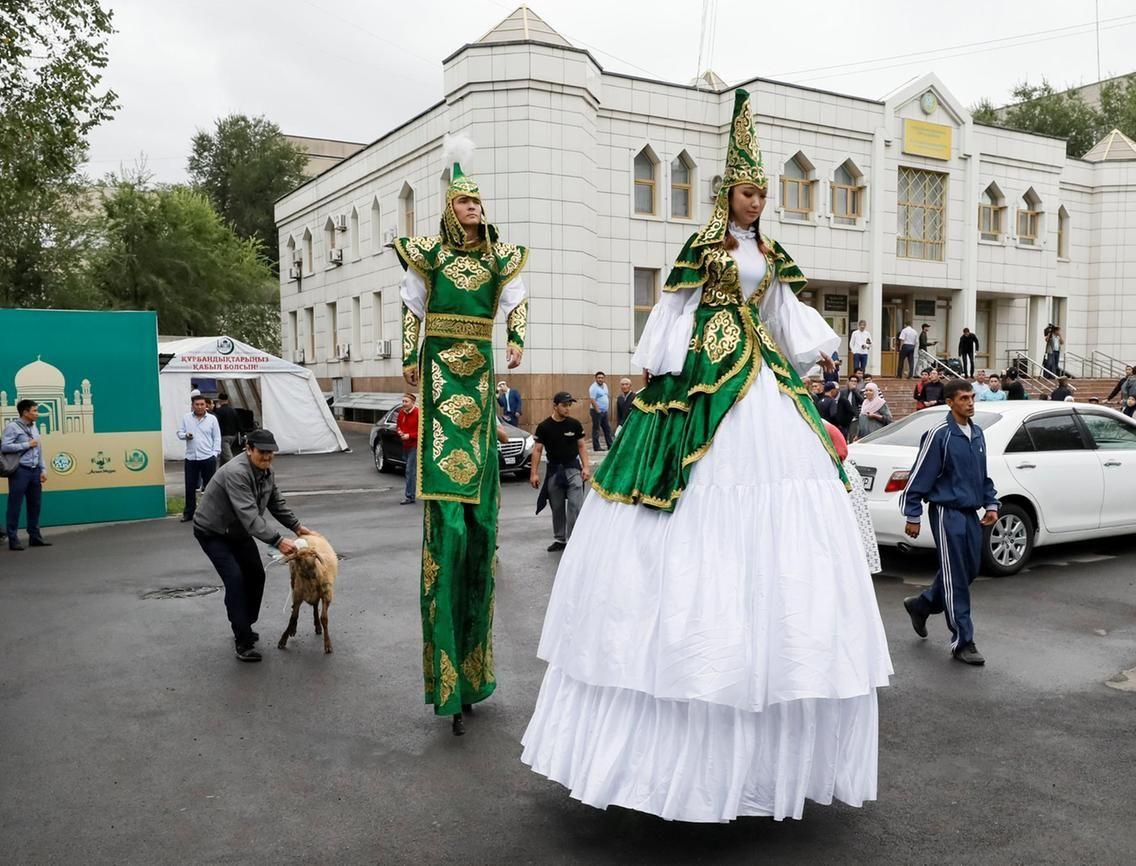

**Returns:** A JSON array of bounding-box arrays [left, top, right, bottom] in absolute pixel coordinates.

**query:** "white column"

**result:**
[[952, 147, 979, 357], [866, 126, 886, 374]]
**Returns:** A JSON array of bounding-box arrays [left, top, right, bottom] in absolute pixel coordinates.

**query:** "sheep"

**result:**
[[277, 532, 337, 654]]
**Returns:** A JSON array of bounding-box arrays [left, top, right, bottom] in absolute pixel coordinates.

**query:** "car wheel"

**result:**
[[982, 503, 1034, 576], [373, 444, 386, 473]]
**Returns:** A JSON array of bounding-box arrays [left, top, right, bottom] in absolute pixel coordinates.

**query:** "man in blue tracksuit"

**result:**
[[900, 378, 1000, 665]]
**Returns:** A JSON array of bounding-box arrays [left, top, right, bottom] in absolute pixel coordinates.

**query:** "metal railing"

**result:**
[[916, 349, 962, 379], [1091, 350, 1129, 379], [1002, 350, 1055, 398], [1063, 350, 1113, 380]]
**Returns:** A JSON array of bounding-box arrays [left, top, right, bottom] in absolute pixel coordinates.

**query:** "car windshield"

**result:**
[[856, 410, 1002, 447]]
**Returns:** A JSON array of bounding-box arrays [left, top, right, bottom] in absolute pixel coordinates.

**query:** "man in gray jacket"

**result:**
[[193, 429, 311, 662]]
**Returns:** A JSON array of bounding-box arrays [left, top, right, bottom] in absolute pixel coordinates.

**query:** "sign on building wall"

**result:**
[[902, 119, 952, 160], [823, 295, 849, 313], [0, 309, 165, 527]]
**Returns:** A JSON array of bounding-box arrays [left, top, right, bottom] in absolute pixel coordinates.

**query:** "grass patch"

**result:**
[[166, 495, 186, 516]]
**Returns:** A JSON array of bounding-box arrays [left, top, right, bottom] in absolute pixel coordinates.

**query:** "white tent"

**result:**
[[158, 336, 348, 459]]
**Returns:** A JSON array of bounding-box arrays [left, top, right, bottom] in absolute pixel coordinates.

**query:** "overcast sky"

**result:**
[[84, 0, 1135, 182]]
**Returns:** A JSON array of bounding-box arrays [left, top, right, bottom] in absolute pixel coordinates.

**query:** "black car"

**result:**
[[369, 408, 535, 478]]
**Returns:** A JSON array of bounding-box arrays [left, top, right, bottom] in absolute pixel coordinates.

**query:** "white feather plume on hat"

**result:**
[[442, 132, 477, 170]]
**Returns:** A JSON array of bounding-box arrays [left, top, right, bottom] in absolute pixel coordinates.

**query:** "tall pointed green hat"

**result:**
[[440, 134, 489, 248], [691, 88, 768, 249]]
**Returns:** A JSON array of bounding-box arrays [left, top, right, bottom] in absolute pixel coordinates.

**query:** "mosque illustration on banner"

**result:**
[[0, 357, 95, 435]]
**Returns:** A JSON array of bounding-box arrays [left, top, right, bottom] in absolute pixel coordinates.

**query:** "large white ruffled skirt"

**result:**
[[520, 365, 893, 822]]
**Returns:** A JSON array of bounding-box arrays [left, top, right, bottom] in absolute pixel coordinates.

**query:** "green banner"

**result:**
[[1, 309, 165, 528]]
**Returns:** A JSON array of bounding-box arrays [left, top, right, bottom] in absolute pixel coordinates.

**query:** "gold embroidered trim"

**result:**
[[633, 396, 691, 413], [438, 394, 481, 429], [477, 372, 489, 403], [424, 313, 493, 341], [663, 276, 706, 293], [702, 310, 742, 363], [461, 643, 489, 691], [439, 449, 478, 485], [437, 341, 486, 377], [496, 242, 529, 282], [402, 306, 420, 362], [428, 598, 436, 626], [472, 423, 483, 462], [422, 548, 439, 595], [394, 235, 439, 280], [431, 361, 445, 402], [432, 418, 447, 460], [506, 298, 528, 344], [438, 651, 457, 706], [442, 255, 492, 292], [590, 479, 684, 510]]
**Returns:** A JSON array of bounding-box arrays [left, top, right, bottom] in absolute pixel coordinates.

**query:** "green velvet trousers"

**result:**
[[420, 462, 498, 716]]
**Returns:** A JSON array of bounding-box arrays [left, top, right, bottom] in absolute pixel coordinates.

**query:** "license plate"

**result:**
[[855, 465, 876, 491]]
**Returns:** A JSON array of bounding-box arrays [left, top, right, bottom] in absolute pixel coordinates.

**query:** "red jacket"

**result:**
[[396, 407, 419, 449]]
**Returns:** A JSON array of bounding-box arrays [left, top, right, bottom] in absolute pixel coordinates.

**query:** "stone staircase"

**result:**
[[872, 376, 1126, 421]]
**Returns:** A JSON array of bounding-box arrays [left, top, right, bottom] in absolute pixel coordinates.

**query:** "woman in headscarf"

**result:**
[[856, 381, 892, 439], [521, 90, 892, 822]]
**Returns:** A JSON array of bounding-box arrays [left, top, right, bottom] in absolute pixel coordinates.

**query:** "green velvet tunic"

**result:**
[[591, 234, 847, 512]]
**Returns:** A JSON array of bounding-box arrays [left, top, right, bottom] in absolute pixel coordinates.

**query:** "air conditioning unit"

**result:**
[[383, 227, 397, 245], [328, 248, 343, 265], [335, 214, 348, 231], [336, 343, 351, 361], [287, 266, 301, 281], [375, 339, 393, 359], [291, 249, 304, 264], [293, 347, 305, 363], [709, 175, 723, 199]]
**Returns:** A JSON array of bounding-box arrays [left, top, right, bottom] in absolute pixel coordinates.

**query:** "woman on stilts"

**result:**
[[521, 90, 892, 820]]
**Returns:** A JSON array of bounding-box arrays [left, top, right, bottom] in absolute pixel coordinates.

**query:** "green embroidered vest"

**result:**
[[396, 233, 528, 504], [591, 233, 847, 512]]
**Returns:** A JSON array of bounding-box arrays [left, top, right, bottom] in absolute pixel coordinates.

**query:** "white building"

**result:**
[[275, 6, 1136, 423]]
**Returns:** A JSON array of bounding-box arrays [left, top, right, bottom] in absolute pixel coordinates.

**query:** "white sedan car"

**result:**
[[848, 402, 1136, 575]]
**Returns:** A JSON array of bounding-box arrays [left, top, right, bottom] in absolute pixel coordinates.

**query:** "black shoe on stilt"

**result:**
[[452, 713, 465, 736]]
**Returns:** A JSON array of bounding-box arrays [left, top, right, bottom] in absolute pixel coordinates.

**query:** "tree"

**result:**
[[1098, 75, 1136, 142], [972, 80, 1103, 158], [187, 115, 307, 273], [0, 1, 118, 303], [88, 172, 278, 343]]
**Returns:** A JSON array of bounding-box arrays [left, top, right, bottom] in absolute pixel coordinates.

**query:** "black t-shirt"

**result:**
[[534, 416, 585, 466], [211, 403, 241, 436]]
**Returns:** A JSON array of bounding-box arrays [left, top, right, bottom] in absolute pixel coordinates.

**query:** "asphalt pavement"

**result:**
[[2, 431, 1135, 865]]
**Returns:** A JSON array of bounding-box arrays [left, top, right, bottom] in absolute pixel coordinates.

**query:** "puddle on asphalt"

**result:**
[[142, 586, 223, 599]]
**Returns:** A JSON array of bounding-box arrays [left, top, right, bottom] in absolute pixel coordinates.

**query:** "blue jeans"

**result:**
[[404, 447, 417, 501], [590, 409, 613, 450], [6, 464, 43, 546], [853, 353, 868, 374]]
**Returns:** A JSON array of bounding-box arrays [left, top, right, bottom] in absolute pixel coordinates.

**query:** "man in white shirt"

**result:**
[[896, 324, 918, 379], [849, 320, 872, 375], [178, 395, 222, 522]]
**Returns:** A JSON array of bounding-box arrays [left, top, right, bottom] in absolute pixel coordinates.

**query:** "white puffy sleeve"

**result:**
[[497, 275, 527, 317], [759, 279, 840, 377], [629, 284, 701, 375], [399, 269, 427, 320]]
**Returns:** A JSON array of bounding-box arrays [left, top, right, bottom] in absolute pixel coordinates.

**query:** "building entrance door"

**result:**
[[975, 301, 992, 371], [880, 302, 904, 376]]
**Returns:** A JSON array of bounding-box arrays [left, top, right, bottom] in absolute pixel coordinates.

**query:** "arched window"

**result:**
[[780, 153, 815, 221], [633, 147, 658, 216], [831, 160, 864, 225], [1017, 188, 1042, 245], [324, 216, 337, 253], [349, 207, 359, 259], [1057, 205, 1070, 258], [399, 182, 415, 235], [302, 228, 313, 274], [671, 152, 695, 219], [285, 236, 298, 280], [371, 196, 382, 254], [979, 183, 1005, 241]]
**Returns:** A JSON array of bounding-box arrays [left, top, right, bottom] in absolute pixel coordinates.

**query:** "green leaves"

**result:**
[[974, 76, 1136, 159], [187, 114, 307, 273]]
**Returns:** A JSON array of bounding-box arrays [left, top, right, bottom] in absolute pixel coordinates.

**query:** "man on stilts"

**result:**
[[397, 136, 529, 735]]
